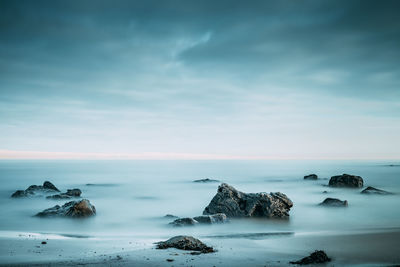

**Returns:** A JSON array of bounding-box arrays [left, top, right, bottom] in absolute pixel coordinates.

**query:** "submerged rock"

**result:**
[[170, 217, 199, 227], [304, 174, 318, 180], [193, 178, 220, 183], [164, 214, 179, 219], [361, 186, 393, 195], [193, 213, 228, 224], [46, 189, 82, 199], [203, 183, 293, 218], [156, 236, 214, 253], [11, 181, 60, 198], [319, 198, 348, 207], [290, 250, 331, 265], [36, 199, 96, 218], [329, 174, 363, 188]]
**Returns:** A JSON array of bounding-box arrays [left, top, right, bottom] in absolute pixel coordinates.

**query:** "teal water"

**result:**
[[0, 160, 399, 240]]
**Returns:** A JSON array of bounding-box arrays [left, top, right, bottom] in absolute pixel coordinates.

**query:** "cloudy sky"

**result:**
[[0, 0, 399, 159]]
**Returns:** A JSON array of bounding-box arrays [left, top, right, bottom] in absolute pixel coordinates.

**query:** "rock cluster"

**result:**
[[11, 181, 60, 198], [203, 183, 293, 218]]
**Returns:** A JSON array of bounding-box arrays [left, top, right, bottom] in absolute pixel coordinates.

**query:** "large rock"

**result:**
[[47, 189, 82, 199], [361, 186, 393, 195], [319, 198, 348, 207], [304, 174, 318, 180], [36, 199, 96, 218], [329, 174, 363, 188], [11, 181, 60, 198], [203, 183, 293, 218], [290, 250, 331, 265], [156, 236, 214, 253]]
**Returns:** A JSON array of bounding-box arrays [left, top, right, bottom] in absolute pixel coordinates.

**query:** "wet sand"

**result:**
[[1, 228, 399, 266]]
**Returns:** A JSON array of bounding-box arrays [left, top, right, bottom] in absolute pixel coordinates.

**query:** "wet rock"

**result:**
[[11, 181, 60, 198], [164, 214, 179, 219], [170, 217, 199, 227], [35, 199, 96, 218], [304, 174, 318, 180], [193, 213, 228, 224], [203, 183, 293, 218], [290, 250, 331, 265], [156, 236, 214, 253], [361, 186, 393, 195], [193, 178, 220, 183], [319, 197, 348, 207], [46, 189, 82, 199], [329, 174, 363, 188]]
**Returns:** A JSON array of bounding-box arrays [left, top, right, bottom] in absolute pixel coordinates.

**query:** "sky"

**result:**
[[0, 0, 400, 160]]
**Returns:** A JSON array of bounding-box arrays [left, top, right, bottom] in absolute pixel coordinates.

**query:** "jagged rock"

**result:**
[[329, 174, 363, 188], [170, 217, 199, 227], [193, 178, 220, 183], [156, 236, 214, 253], [290, 250, 331, 265], [47, 189, 82, 199], [361, 186, 393, 195], [193, 213, 228, 224], [304, 174, 318, 180], [11, 181, 60, 198], [35, 199, 96, 218], [203, 183, 293, 219], [319, 198, 348, 207]]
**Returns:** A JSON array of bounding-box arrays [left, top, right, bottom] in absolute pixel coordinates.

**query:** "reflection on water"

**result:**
[[0, 160, 399, 241]]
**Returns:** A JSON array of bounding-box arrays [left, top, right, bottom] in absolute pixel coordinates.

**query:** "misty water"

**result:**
[[0, 160, 399, 244]]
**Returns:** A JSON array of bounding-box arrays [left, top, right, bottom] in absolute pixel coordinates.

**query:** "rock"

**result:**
[[41, 241, 47, 245], [203, 183, 293, 218], [164, 214, 179, 219], [166, 259, 174, 262], [329, 174, 363, 188], [319, 198, 348, 207], [11, 181, 60, 198], [170, 217, 199, 227], [290, 250, 331, 265], [361, 186, 393, 195], [193, 213, 228, 224], [156, 236, 214, 253], [47, 189, 82, 199], [35, 199, 96, 218], [193, 178, 220, 183], [304, 174, 318, 180], [322, 191, 328, 194]]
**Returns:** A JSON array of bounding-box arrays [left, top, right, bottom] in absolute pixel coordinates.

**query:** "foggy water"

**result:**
[[0, 160, 399, 243]]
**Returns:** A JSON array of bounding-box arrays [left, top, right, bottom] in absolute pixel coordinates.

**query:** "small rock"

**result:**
[[164, 214, 179, 219], [361, 186, 393, 195], [156, 236, 214, 253], [329, 174, 363, 188], [41, 241, 47, 245], [47, 189, 82, 199], [170, 217, 199, 227], [36, 199, 96, 218], [166, 259, 174, 262], [290, 250, 331, 265], [193, 178, 220, 183], [319, 198, 348, 207], [322, 191, 328, 194], [193, 213, 228, 224], [304, 174, 318, 180]]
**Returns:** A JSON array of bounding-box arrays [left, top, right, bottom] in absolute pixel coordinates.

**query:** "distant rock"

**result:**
[[203, 183, 293, 219], [319, 197, 348, 207], [193, 178, 220, 183], [35, 199, 96, 218], [193, 213, 228, 224], [329, 174, 363, 188], [156, 236, 214, 253], [11, 181, 60, 198], [290, 250, 331, 265], [169, 217, 199, 227], [47, 189, 82, 199], [361, 186, 393, 195], [322, 191, 328, 194], [164, 214, 179, 219], [304, 174, 318, 180]]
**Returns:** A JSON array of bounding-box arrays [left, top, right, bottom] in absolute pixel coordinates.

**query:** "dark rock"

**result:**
[[11, 181, 60, 198], [170, 217, 199, 227], [35, 199, 96, 218], [290, 250, 331, 265], [322, 191, 328, 194], [164, 214, 179, 219], [203, 183, 293, 218], [193, 178, 220, 183], [41, 241, 47, 245], [47, 189, 82, 199], [361, 186, 393, 195], [304, 174, 318, 180], [166, 259, 174, 262], [193, 213, 228, 224], [156, 236, 214, 253], [329, 174, 363, 188], [319, 198, 348, 207]]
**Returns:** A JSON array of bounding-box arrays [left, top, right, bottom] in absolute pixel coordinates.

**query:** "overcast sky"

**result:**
[[0, 0, 399, 159]]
